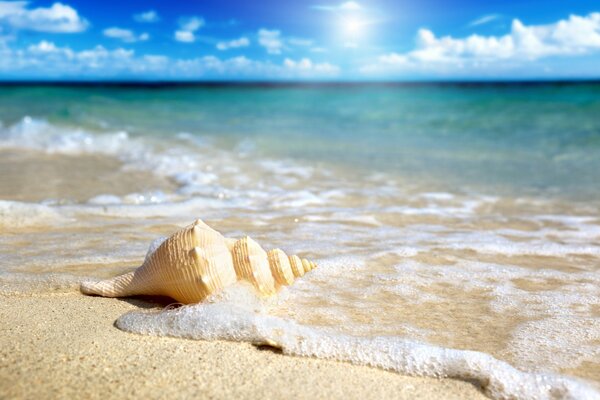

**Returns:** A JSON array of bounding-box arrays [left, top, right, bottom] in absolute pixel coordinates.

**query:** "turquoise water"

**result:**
[[1, 82, 599, 199]]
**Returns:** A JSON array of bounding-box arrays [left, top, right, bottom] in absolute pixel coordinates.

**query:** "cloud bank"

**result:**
[[134, 10, 159, 23], [258, 29, 283, 54], [0, 1, 88, 33], [216, 36, 249, 51], [0, 40, 340, 79], [103, 27, 149, 43], [363, 13, 600, 75]]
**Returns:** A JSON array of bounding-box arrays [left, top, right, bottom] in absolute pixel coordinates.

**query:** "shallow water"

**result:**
[[1, 83, 599, 399]]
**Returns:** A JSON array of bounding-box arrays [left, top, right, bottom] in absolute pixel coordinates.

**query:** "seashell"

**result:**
[[80, 219, 317, 304]]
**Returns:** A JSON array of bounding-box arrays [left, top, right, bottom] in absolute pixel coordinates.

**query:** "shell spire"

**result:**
[[81, 219, 317, 304]]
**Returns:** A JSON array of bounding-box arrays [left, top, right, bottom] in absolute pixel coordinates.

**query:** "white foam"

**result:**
[[420, 192, 455, 201], [440, 231, 600, 257], [259, 159, 315, 180], [116, 288, 599, 400], [0, 200, 69, 228], [304, 213, 381, 226], [506, 317, 600, 373], [0, 116, 133, 155], [0, 117, 339, 212], [122, 191, 169, 205], [271, 190, 326, 208], [87, 194, 123, 205], [175, 132, 214, 148], [89, 192, 170, 209], [383, 199, 483, 217]]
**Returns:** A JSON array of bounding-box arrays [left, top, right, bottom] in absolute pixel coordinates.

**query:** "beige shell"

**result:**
[[80, 219, 317, 304]]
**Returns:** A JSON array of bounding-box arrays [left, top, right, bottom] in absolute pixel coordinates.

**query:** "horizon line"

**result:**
[[0, 78, 599, 87]]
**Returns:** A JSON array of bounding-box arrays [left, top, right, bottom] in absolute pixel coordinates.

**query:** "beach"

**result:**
[[1, 83, 599, 399], [0, 293, 486, 400]]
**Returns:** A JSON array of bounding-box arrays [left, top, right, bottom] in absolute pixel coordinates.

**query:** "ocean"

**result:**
[[1, 82, 599, 399]]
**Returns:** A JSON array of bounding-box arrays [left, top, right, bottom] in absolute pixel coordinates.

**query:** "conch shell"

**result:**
[[80, 219, 316, 304]]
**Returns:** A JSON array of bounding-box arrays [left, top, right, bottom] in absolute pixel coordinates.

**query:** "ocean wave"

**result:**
[[0, 116, 134, 156], [0, 117, 327, 208]]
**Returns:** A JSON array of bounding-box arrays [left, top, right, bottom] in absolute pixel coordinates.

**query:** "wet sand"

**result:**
[[0, 292, 487, 400], [0, 149, 176, 203]]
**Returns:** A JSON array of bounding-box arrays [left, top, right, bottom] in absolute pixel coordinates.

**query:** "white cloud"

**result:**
[[283, 58, 340, 75], [288, 37, 313, 47], [0, 40, 341, 79], [216, 36, 249, 50], [362, 13, 600, 74], [469, 14, 501, 27], [28, 40, 58, 52], [312, 1, 362, 12], [257, 30, 316, 54], [340, 1, 361, 11], [0, 1, 24, 17], [174, 16, 204, 43], [0, 1, 88, 33], [258, 29, 283, 54], [134, 10, 159, 23], [27, 39, 74, 59], [103, 27, 149, 43], [180, 17, 203, 32], [174, 31, 194, 43], [74, 46, 134, 66], [0, 41, 134, 76], [174, 56, 340, 78]]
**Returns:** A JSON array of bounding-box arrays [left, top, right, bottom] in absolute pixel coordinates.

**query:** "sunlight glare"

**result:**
[[341, 15, 367, 38]]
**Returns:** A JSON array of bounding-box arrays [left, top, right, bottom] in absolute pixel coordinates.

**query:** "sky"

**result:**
[[0, 0, 599, 80]]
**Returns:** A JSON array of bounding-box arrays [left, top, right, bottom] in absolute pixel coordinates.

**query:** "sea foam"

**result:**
[[116, 286, 600, 400], [0, 200, 68, 228], [0, 117, 324, 209]]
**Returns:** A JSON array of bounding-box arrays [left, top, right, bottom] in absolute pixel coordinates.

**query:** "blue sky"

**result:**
[[0, 0, 599, 80]]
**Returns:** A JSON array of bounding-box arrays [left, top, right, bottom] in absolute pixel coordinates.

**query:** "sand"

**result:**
[[0, 292, 488, 400], [0, 150, 176, 203]]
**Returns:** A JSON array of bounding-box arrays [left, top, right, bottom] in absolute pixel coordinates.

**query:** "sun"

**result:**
[[330, 2, 374, 46], [342, 15, 367, 37]]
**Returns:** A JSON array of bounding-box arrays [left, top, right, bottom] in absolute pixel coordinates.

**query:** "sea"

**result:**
[[1, 82, 599, 399]]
